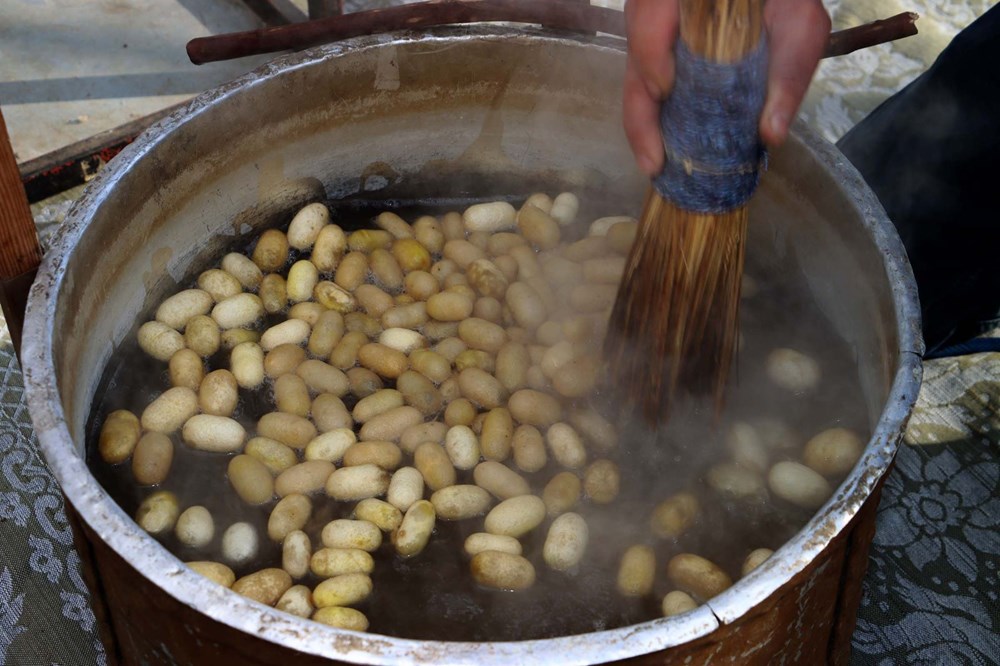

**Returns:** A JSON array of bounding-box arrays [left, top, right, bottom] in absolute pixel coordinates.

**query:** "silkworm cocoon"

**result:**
[[305, 429, 356, 463], [197, 268, 242, 302], [169, 348, 204, 390], [549, 192, 579, 226], [295, 359, 349, 397], [414, 442, 456, 491], [617, 545, 656, 597], [457, 367, 507, 410], [431, 485, 492, 520], [399, 421, 447, 455], [183, 314, 220, 358], [650, 492, 699, 539], [583, 459, 620, 504], [606, 219, 638, 254], [186, 561, 235, 588], [257, 412, 316, 449], [370, 241, 404, 286], [132, 432, 173, 485], [516, 205, 561, 250], [464, 532, 522, 557], [392, 500, 436, 557], [379, 327, 427, 355], [426, 291, 475, 322], [505, 281, 547, 330], [494, 343, 529, 393], [267, 493, 312, 541], [221, 522, 258, 565], [329, 331, 368, 370], [444, 425, 480, 470], [259, 274, 287, 315], [546, 422, 586, 470], [274, 461, 335, 497], [354, 498, 403, 532], [661, 590, 698, 617], [413, 216, 444, 253], [175, 506, 214, 549], [246, 437, 297, 474], [156, 289, 213, 331], [312, 224, 348, 273], [543, 512, 588, 571], [229, 455, 275, 506], [282, 531, 312, 579], [765, 348, 821, 393], [265, 345, 306, 381], [321, 519, 383, 552], [312, 607, 369, 632], [463, 201, 517, 233], [140, 387, 198, 434], [137, 321, 185, 362], [466, 259, 509, 301], [508, 389, 561, 428], [221, 252, 263, 289], [211, 293, 264, 329], [252, 229, 290, 272], [484, 495, 546, 538], [308, 310, 345, 358], [803, 427, 864, 477], [458, 317, 507, 353], [512, 424, 547, 473], [667, 553, 733, 602], [315, 279, 357, 313], [455, 349, 494, 374], [309, 548, 375, 578], [287, 202, 329, 250], [357, 342, 408, 379], [199, 369, 238, 417], [136, 490, 179, 535], [706, 463, 767, 501], [291, 302, 325, 323], [741, 548, 774, 577], [325, 464, 390, 501], [230, 341, 265, 389], [392, 240, 433, 276], [334, 252, 369, 292], [233, 568, 292, 607], [358, 406, 422, 443], [387, 466, 425, 512], [564, 236, 606, 262], [347, 367, 383, 399], [588, 215, 635, 237], [396, 370, 442, 416], [767, 461, 832, 510], [348, 229, 392, 253], [99, 409, 141, 464], [276, 584, 314, 618], [725, 422, 770, 474], [260, 318, 310, 352], [312, 394, 353, 432], [286, 259, 320, 303], [440, 212, 465, 241], [343, 441, 402, 471], [543, 471, 581, 517], [473, 461, 530, 500], [383, 301, 430, 330], [470, 551, 535, 590]]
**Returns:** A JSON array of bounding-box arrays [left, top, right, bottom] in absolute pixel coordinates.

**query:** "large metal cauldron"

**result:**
[[22, 26, 922, 665]]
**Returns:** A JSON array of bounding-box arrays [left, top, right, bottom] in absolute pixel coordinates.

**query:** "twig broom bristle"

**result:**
[[604, 0, 763, 425]]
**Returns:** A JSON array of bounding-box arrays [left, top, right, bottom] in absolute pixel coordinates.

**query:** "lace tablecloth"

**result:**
[[2, 1, 998, 663]]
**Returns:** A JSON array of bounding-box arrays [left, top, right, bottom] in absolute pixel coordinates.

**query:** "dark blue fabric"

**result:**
[[653, 38, 768, 213]]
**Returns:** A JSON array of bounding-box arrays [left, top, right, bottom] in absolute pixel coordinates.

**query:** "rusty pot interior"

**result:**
[[23, 26, 922, 664]]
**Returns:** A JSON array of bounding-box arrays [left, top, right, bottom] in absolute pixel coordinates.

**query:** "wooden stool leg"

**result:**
[[0, 108, 42, 356]]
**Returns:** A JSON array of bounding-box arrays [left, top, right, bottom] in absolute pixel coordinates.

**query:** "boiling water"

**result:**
[[86, 196, 870, 641]]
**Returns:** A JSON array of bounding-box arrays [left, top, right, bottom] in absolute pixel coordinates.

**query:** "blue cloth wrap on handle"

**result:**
[[653, 37, 769, 213]]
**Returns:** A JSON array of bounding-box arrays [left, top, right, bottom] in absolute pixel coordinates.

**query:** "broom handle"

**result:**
[[680, 0, 765, 63], [0, 108, 42, 356]]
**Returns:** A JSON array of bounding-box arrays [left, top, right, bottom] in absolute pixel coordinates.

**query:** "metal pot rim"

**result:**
[[22, 26, 923, 665]]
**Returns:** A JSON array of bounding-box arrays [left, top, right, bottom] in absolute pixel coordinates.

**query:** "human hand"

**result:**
[[622, 0, 831, 176]]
